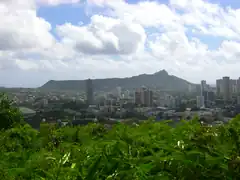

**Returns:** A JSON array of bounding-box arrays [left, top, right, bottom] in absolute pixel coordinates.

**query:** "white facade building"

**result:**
[[196, 96, 205, 108]]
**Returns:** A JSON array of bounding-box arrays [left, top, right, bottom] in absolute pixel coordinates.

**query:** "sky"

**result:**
[[2, 0, 240, 87]]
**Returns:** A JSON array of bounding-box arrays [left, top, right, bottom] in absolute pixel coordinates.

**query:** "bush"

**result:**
[[0, 93, 23, 130], [0, 115, 239, 179]]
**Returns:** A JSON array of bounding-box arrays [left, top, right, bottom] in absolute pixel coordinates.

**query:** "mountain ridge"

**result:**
[[40, 70, 194, 91]]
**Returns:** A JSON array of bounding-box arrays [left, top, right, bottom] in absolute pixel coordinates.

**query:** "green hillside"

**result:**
[[40, 70, 192, 91]]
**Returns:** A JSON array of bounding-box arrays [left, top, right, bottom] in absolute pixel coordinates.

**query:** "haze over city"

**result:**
[[1, 0, 240, 87]]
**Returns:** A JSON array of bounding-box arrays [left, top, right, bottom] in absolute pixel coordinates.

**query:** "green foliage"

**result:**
[[0, 93, 23, 130], [0, 116, 240, 179]]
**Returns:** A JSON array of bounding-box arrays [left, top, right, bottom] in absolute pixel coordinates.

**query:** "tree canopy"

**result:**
[[0, 117, 240, 179], [0, 93, 23, 130]]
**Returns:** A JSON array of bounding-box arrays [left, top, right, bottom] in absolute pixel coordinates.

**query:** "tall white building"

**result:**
[[123, 90, 130, 99], [116, 86, 122, 98], [196, 96, 205, 108]]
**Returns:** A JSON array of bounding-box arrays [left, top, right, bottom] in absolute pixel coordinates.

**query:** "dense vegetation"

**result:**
[[1, 94, 240, 179]]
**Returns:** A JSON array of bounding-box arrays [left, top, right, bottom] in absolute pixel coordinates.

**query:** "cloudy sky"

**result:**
[[1, 0, 240, 87]]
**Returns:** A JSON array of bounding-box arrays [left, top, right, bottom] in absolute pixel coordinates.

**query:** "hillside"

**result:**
[[40, 70, 193, 91]]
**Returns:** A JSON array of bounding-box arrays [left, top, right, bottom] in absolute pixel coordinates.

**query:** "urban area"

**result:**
[[2, 75, 240, 129]]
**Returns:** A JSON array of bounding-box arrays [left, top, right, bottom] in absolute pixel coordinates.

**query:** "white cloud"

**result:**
[[56, 15, 146, 55], [2, 0, 240, 87], [87, 0, 181, 28], [148, 31, 209, 66], [169, 0, 240, 39], [0, 0, 55, 51]]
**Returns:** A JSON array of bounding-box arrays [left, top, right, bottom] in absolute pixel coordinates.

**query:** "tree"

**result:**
[[0, 93, 23, 130]]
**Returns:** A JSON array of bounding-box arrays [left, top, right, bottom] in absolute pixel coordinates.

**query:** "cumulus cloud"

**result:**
[[0, 0, 54, 51], [2, 0, 240, 87], [56, 15, 146, 55]]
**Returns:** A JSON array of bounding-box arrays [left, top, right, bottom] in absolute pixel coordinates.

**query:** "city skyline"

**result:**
[[2, 0, 240, 87], [2, 69, 240, 88]]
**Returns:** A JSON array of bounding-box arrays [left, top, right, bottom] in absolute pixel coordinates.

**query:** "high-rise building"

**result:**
[[201, 80, 207, 96], [196, 96, 204, 108], [202, 91, 215, 107], [113, 86, 122, 98], [237, 96, 240, 105], [134, 87, 153, 107], [164, 95, 176, 108], [116, 86, 122, 98], [237, 78, 240, 94], [207, 91, 215, 103], [200, 80, 207, 107], [230, 79, 237, 94], [123, 90, 130, 99], [216, 79, 223, 96], [134, 89, 141, 105], [222, 76, 230, 101], [86, 79, 94, 105], [143, 89, 153, 107]]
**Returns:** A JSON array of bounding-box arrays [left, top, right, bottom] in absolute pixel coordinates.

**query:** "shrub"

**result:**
[[0, 116, 238, 179], [0, 94, 23, 130]]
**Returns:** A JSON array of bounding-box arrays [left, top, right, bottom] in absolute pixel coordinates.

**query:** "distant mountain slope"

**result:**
[[40, 70, 193, 91]]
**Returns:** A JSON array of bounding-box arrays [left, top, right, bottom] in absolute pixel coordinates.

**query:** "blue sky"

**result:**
[[210, 0, 240, 8], [37, 0, 240, 25], [38, 4, 89, 27], [1, 0, 240, 87], [37, 0, 239, 50]]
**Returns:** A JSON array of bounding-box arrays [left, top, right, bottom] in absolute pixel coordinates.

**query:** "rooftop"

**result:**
[[19, 107, 36, 115]]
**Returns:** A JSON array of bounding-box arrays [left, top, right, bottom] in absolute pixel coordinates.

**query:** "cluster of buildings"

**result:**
[[7, 76, 240, 129], [196, 80, 215, 108], [85, 79, 132, 106], [134, 86, 153, 107], [86, 80, 178, 108], [197, 77, 240, 108], [216, 77, 240, 101]]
